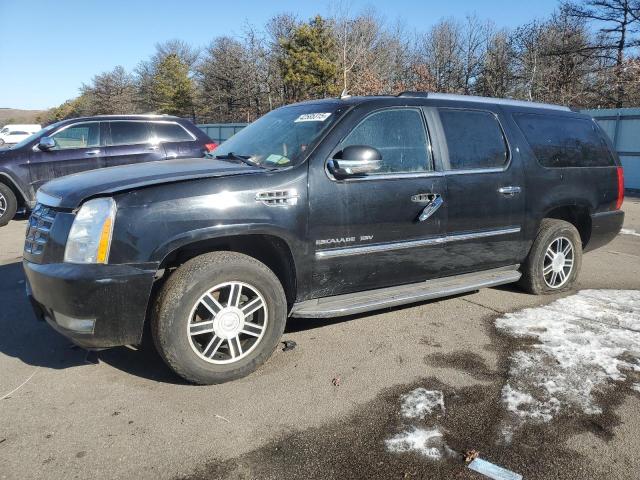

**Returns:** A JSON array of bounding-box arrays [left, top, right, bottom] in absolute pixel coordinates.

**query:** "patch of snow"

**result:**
[[496, 290, 640, 435], [385, 427, 450, 460], [620, 228, 640, 237], [400, 388, 445, 419], [632, 383, 640, 393]]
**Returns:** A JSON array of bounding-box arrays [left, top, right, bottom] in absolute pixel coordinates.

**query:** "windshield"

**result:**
[[213, 103, 346, 168], [10, 123, 59, 150]]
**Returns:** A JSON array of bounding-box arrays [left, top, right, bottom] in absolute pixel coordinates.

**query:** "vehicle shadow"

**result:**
[[0, 261, 86, 370]]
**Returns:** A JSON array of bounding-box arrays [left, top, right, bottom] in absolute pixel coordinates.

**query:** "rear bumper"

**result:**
[[23, 260, 157, 349], [585, 210, 625, 253]]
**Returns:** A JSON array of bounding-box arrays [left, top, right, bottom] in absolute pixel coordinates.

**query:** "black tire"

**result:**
[[151, 251, 287, 384], [0, 183, 18, 227], [519, 218, 583, 295]]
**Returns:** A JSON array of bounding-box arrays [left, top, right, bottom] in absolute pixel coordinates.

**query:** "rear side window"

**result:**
[[438, 109, 508, 170], [514, 114, 614, 168], [152, 122, 194, 142], [340, 108, 431, 174], [109, 121, 151, 146]]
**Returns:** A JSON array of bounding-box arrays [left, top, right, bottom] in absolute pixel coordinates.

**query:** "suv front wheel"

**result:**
[[152, 251, 287, 384], [519, 218, 583, 295]]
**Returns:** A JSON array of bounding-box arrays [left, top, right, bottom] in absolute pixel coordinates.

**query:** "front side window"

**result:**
[[213, 103, 346, 168], [50, 122, 100, 150], [109, 121, 151, 146], [339, 108, 431, 174], [152, 122, 194, 142], [514, 113, 614, 168], [438, 109, 508, 170]]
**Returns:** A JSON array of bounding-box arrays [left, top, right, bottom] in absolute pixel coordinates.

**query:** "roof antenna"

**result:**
[[340, 88, 351, 99]]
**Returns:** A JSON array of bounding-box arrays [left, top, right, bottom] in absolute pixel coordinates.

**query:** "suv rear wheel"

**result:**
[[0, 183, 18, 227], [519, 218, 583, 295], [152, 251, 287, 384]]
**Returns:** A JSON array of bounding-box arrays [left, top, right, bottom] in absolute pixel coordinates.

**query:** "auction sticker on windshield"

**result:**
[[294, 112, 332, 122]]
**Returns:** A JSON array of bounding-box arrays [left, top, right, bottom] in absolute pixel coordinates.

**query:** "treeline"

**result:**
[[42, 0, 640, 124]]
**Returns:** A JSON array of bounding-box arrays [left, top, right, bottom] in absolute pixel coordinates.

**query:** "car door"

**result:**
[[28, 121, 103, 192], [427, 107, 525, 275], [103, 120, 166, 167], [307, 106, 447, 298], [152, 121, 204, 159]]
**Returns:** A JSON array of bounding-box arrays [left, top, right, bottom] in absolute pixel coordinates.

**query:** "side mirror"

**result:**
[[328, 145, 382, 179], [38, 136, 55, 151]]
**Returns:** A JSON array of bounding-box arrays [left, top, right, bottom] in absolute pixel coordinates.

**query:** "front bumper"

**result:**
[[24, 260, 157, 349]]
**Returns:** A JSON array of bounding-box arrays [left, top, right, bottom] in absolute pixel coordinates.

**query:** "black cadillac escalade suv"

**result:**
[[23, 93, 625, 384]]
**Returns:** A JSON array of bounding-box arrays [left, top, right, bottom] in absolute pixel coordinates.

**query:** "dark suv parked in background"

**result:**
[[23, 93, 625, 384], [0, 115, 215, 225]]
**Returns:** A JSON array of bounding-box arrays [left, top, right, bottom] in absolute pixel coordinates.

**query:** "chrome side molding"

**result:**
[[315, 226, 521, 259]]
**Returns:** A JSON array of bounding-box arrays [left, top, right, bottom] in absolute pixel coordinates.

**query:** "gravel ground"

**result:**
[[0, 198, 639, 480]]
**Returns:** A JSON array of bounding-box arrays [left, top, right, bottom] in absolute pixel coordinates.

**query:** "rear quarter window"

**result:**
[[152, 122, 194, 142], [514, 113, 614, 168]]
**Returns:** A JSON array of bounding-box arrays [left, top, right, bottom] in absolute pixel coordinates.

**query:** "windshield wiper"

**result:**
[[215, 152, 263, 168]]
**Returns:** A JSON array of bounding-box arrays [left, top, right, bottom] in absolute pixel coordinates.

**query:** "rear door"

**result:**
[[427, 107, 525, 275], [28, 121, 103, 192], [152, 121, 205, 159], [103, 120, 165, 167], [308, 106, 447, 298]]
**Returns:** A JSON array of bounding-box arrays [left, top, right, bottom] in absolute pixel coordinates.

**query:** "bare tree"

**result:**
[[565, 0, 640, 106], [460, 14, 494, 94], [330, 4, 381, 95], [81, 66, 137, 115], [418, 19, 465, 93], [476, 30, 514, 98]]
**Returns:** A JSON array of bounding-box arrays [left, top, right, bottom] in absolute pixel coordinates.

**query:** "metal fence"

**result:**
[[197, 123, 247, 144], [582, 108, 640, 190]]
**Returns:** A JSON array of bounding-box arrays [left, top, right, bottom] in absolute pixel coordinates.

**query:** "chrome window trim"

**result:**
[[335, 170, 445, 182], [36, 190, 63, 207], [315, 226, 521, 259]]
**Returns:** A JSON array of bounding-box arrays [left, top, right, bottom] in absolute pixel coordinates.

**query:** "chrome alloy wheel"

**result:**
[[543, 236, 574, 289], [187, 281, 268, 364], [0, 192, 6, 216]]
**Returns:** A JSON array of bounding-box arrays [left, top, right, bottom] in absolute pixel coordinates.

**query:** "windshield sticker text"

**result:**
[[294, 113, 332, 123]]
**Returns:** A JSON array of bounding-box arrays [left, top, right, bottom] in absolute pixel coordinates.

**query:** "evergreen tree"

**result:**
[[279, 15, 339, 101]]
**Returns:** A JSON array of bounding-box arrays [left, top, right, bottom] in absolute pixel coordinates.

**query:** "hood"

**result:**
[[38, 158, 262, 209]]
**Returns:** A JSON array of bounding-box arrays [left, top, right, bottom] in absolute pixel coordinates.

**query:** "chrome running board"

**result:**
[[290, 265, 521, 318]]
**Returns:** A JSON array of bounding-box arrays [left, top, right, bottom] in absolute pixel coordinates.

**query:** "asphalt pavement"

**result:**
[[0, 199, 639, 480]]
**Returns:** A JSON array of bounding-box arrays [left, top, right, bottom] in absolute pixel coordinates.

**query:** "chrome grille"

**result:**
[[24, 204, 57, 255]]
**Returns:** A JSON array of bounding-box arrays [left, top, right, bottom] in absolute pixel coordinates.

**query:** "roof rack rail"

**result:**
[[396, 91, 571, 112]]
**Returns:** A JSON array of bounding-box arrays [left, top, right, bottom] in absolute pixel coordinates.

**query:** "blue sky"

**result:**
[[0, 0, 560, 110]]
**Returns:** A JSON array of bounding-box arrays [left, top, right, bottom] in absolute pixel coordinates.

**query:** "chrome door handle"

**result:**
[[498, 186, 521, 196], [85, 149, 100, 156], [416, 194, 443, 222], [148, 145, 160, 151]]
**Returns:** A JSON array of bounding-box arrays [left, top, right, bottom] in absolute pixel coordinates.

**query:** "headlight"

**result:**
[[64, 197, 116, 264]]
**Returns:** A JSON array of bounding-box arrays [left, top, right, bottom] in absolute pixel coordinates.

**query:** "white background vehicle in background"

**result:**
[[0, 124, 41, 146]]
